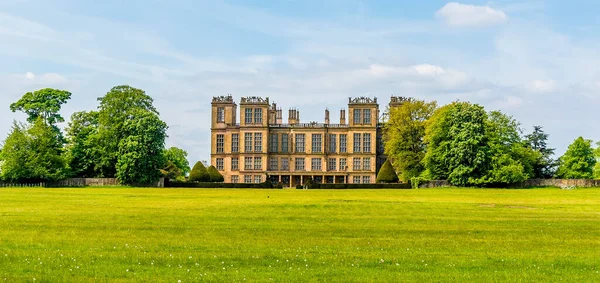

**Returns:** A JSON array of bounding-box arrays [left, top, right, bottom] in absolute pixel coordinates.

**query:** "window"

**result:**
[[244, 157, 253, 170], [254, 157, 262, 170], [353, 176, 361, 184], [353, 133, 361, 153], [231, 157, 239, 170], [340, 134, 347, 153], [254, 108, 262, 124], [244, 175, 252, 183], [281, 134, 289, 153], [281, 158, 289, 171], [295, 158, 305, 171], [328, 134, 337, 153], [311, 158, 322, 171], [363, 157, 371, 171], [269, 157, 278, 171], [217, 107, 225, 123], [339, 158, 347, 170], [254, 133, 262, 152], [327, 158, 337, 171], [245, 108, 253, 125], [269, 134, 278, 153], [363, 109, 371, 124], [363, 133, 371, 153], [216, 134, 224, 153], [254, 175, 262, 183], [353, 157, 361, 171], [363, 176, 371, 184], [295, 134, 305, 153], [231, 175, 239, 183], [231, 134, 239, 153], [312, 134, 322, 153], [244, 133, 253, 152], [353, 109, 362, 124], [216, 158, 224, 170]]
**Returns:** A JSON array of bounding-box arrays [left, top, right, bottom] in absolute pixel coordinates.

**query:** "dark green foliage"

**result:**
[[376, 160, 399, 183], [0, 119, 65, 182], [304, 183, 411, 189], [160, 161, 182, 180], [207, 165, 224, 182], [556, 137, 595, 179], [65, 111, 100, 178], [163, 147, 191, 177], [525, 126, 556, 178], [96, 85, 158, 177], [189, 161, 210, 182], [296, 184, 303, 189], [115, 110, 167, 185], [424, 102, 489, 186], [167, 181, 275, 189]]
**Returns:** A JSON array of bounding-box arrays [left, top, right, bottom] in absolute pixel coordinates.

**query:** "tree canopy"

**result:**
[[556, 137, 595, 179], [163, 147, 191, 177], [10, 88, 72, 126]]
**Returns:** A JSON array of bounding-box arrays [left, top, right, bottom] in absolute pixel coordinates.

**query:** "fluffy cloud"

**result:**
[[435, 2, 507, 27], [528, 80, 556, 93]]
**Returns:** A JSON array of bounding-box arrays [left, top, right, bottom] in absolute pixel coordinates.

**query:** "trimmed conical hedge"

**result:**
[[207, 165, 224, 182], [189, 161, 210, 182], [376, 159, 399, 183]]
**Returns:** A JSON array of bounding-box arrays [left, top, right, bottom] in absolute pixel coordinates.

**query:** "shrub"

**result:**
[[296, 184, 303, 189], [167, 181, 277, 189], [189, 161, 209, 182], [376, 160, 399, 183], [207, 165, 224, 182]]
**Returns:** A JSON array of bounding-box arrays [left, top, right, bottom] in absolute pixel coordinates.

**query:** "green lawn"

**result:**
[[1, 188, 599, 282]]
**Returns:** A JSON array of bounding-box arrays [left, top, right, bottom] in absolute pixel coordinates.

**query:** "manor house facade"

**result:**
[[210, 95, 407, 186]]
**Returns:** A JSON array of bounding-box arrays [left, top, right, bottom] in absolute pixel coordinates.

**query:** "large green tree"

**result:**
[[10, 88, 72, 126], [525, 126, 556, 178], [556, 137, 595, 179], [0, 119, 66, 182], [65, 111, 101, 178], [423, 102, 489, 186], [163, 147, 191, 177], [115, 110, 168, 185], [96, 85, 158, 177], [384, 98, 437, 181]]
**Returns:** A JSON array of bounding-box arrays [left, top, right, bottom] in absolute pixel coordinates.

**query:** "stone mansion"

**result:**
[[210, 95, 407, 186]]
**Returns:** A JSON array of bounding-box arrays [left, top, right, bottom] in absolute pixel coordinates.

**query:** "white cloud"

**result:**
[[413, 64, 445, 76], [528, 80, 555, 93], [25, 72, 35, 79], [435, 2, 507, 27]]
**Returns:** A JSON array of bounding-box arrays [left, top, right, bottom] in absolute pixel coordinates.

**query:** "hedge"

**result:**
[[305, 183, 411, 189], [166, 181, 281, 189]]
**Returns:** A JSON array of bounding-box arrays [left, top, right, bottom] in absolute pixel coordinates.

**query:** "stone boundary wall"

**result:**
[[1, 178, 164, 188], [419, 179, 600, 188]]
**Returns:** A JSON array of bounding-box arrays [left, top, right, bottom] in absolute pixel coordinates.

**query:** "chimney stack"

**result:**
[[325, 108, 330, 124], [340, 109, 346, 124], [276, 108, 282, 124], [288, 108, 299, 125]]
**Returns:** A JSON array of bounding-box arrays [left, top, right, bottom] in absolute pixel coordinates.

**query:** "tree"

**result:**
[[65, 111, 101, 178], [160, 161, 182, 181], [376, 160, 399, 183], [0, 119, 65, 182], [525, 126, 556, 178], [163, 147, 191, 177], [189, 161, 210, 182], [115, 110, 167, 185], [96, 85, 158, 177], [10, 88, 72, 126], [556, 137, 595, 179], [207, 165, 224, 182], [384, 98, 437, 181], [473, 111, 537, 186], [423, 102, 489, 186], [594, 142, 600, 179]]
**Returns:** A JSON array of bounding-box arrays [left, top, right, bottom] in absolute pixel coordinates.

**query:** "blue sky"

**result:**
[[2, 0, 600, 163]]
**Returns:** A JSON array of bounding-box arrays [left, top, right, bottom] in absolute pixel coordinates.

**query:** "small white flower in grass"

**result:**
[[178, 280, 181, 283], [126, 269, 129, 272]]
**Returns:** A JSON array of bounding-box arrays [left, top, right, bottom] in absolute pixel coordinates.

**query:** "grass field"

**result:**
[[1, 188, 599, 282]]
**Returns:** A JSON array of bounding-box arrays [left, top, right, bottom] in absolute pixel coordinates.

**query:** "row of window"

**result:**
[[353, 109, 372, 125], [353, 176, 372, 184], [217, 132, 372, 154], [217, 157, 371, 172], [230, 175, 263, 184]]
